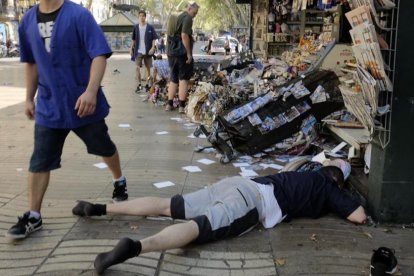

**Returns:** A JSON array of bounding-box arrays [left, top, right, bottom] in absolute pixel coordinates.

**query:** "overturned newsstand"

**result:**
[[191, 69, 344, 164]]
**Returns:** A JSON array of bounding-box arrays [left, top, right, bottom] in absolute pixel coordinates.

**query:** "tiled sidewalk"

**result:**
[[0, 55, 412, 275]]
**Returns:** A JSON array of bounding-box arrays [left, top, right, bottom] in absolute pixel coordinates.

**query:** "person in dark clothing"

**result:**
[[207, 37, 213, 55], [165, 1, 199, 113], [72, 166, 366, 274]]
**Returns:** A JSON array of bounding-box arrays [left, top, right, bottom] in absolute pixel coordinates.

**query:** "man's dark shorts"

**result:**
[[168, 55, 194, 83], [29, 120, 117, 172]]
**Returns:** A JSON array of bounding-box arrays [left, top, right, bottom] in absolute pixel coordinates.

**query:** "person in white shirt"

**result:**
[[130, 10, 158, 93]]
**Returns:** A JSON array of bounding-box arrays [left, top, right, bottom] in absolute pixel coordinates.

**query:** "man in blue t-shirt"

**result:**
[[72, 166, 366, 274], [6, 0, 128, 241]]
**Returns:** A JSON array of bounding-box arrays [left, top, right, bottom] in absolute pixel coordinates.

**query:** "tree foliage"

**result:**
[[140, 0, 251, 33]]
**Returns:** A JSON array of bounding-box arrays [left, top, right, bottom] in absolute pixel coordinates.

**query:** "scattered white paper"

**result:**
[[153, 181, 175, 189], [326, 152, 345, 158], [259, 163, 270, 169], [239, 155, 253, 160], [377, 105, 390, 116], [199, 134, 207, 138], [331, 142, 347, 154], [253, 153, 266, 158], [239, 170, 258, 178], [184, 123, 196, 127], [187, 134, 196, 138], [197, 158, 216, 165], [312, 151, 327, 164], [260, 163, 284, 170], [182, 166, 202, 173], [203, 148, 217, 153], [289, 156, 302, 162], [93, 162, 108, 169], [276, 158, 289, 163], [233, 162, 250, 167], [16, 168, 23, 172], [170, 117, 183, 122], [156, 131, 169, 135], [118, 123, 131, 128]]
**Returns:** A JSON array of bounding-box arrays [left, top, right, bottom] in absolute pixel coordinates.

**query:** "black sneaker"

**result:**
[[370, 247, 398, 276], [135, 84, 142, 94], [6, 211, 42, 239], [112, 178, 128, 202]]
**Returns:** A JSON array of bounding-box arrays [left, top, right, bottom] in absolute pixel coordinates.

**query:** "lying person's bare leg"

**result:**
[[72, 197, 171, 217], [94, 220, 199, 274]]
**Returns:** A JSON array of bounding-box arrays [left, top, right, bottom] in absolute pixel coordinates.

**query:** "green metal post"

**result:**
[[368, 1, 414, 223]]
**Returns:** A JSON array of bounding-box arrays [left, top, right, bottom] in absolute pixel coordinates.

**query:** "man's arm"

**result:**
[[149, 26, 157, 55], [130, 26, 136, 55], [25, 63, 38, 120], [130, 40, 136, 55], [74, 55, 106, 118], [346, 206, 367, 224], [181, 32, 192, 63]]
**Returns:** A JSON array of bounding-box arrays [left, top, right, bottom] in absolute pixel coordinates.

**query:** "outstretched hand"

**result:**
[[75, 90, 97, 118]]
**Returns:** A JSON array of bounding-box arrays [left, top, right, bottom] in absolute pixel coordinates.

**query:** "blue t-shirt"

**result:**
[[19, 0, 112, 128], [253, 171, 360, 221]]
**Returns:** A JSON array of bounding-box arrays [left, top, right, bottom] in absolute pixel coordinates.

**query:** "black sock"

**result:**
[[72, 201, 106, 217], [179, 100, 186, 108], [94, 238, 142, 274], [168, 99, 173, 107]]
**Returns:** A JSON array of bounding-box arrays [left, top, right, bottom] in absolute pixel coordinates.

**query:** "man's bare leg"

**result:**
[[136, 65, 142, 90], [28, 172, 50, 212], [178, 79, 188, 101], [140, 220, 199, 253], [144, 63, 151, 86], [166, 81, 178, 110], [94, 221, 199, 274], [72, 197, 171, 217], [107, 197, 171, 216], [168, 81, 178, 101], [103, 150, 128, 201], [102, 151, 122, 180]]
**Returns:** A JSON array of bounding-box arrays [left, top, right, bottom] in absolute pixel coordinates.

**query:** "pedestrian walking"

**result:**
[[158, 33, 166, 54], [224, 36, 231, 57], [131, 10, 158, 93], [165, 1, 199, 113], [6, 0, 128, 240], [72, 166, 367, 274]]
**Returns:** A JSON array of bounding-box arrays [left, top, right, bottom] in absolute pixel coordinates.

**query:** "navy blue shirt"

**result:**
[[19, 1, 112, 128], [253, 171, 360, 221]]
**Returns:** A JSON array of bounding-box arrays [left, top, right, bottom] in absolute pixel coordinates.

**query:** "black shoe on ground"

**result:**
[[6, 211, 42, 239], [72, 201, 106, 217], [112, 178, 128, 202], [370, 247, 398, 276], [94, 237, 141, 274], [135, 84, 142, 94]]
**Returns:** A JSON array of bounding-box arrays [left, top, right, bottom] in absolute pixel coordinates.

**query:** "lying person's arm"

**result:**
[[346, 205, 367, 224]]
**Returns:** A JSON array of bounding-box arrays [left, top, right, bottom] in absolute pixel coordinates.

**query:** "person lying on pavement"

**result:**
[[72, 166, 367, 274]]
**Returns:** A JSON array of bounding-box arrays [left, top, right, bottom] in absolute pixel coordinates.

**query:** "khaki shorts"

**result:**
[[135, 54, 153, 68]]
